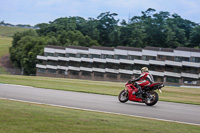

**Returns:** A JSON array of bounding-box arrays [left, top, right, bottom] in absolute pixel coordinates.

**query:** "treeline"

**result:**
[[0, 21, 37, 29], [10, 8, 200, 75]]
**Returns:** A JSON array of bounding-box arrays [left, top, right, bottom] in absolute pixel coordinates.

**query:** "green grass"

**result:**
[[0, 26, 31, 37], [0, 99, 199, 133], [0, 74, 200, 105], [0, 36, 12, 74], [0, 36, 12, 58]]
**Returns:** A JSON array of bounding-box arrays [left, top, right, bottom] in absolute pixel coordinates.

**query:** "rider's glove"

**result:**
[[130, 79, 136, 83], [128, 80, 132, 84]]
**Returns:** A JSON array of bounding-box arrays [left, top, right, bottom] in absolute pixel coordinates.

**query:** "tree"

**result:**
[[97, 12, 119, 46], [12, 30, 38, 48], [0, 20, 5, 24], [143, 10, 170, 47], [171, 14, 197, 42], [9, 10, 200, 75], [78, 18, 100, 41], [189, 26, 200, 48], [10, 30, 46, 75], [166, 13, 197, 47], [119, 19, 147, 48], [166, 19, 186, 48]]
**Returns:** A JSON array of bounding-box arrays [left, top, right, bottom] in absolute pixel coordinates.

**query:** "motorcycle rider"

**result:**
[[131, 67, 154, 97]]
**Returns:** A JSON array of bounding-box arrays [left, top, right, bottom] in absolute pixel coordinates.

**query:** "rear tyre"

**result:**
[[145, 91, 159, 106], [118, 90, 129, 103]]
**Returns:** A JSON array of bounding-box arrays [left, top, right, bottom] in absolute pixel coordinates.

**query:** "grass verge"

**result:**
[[0, 36, 12, 74], [0, 36, 12, 58], [0, 26, 31, 37], [0, 99, 199, 133], [0, 74, 200, 105]]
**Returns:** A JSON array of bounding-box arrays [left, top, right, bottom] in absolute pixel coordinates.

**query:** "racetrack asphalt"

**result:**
[[0, 83, 200, 126]]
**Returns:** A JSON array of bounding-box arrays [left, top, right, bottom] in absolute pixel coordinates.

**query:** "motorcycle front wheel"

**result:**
[[145, 91, 159, 106], [118, 90, 129, 103]]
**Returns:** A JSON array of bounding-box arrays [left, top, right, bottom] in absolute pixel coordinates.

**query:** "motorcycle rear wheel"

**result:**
[[145, 91, 159, 106], [118, 90, 129, 103]]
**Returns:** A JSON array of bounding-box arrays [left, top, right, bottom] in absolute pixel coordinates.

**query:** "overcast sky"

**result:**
[[1, 0, 200, 26]]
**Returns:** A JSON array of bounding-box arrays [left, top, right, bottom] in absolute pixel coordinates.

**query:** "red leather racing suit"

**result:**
[[134, 72, 154, 88]]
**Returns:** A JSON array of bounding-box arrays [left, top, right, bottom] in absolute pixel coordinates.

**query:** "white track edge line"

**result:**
[[0, 83, 34, 88], [0, 97, 199, 126]]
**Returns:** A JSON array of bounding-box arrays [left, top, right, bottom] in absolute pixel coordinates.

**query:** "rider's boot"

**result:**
[[135, 86, 143, 98], [132, 86, 142, 96], [132, 91, 136, 95]]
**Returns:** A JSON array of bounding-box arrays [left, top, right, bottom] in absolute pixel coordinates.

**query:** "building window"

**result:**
[[120, 63, 133, 70], [166, 77, 179, 83], [183, 78, 197, 84], [58, 70, 65, 75], [38, 60, 45, 65], [47, 61, 57, 66], [173, 67, 181, 73], [58, 61, 67, 66], [174, 57, 181, 62], [115, 55, 127, 60], [129, 55, 141, 60], [158, 55, 164, 59], [66, 53, 76, 57], [154, 76, 164, 82], [120, 74, 132, 79], [55, 53, 65, 57], [38, 68, 46, 73], [48, 69, 57, 74], [191, 57, 200, 63], [82, 71, 91, 77], [69, 61, 80, 67], [183, 67, 198, 74], [107, 63, 119, 69], [45, 52, 54, 56], [190, 68, 198, 74], [142, 56, 156, 61], [107, 73, 117, 79], [166, 66, 181, 73], [102, 54, 114, 59], [66, 62, 69, 66], [134, 64, 143, 70], [93, 62, 105, 69], [174, 57, 189, 62], [90, 54, 101, 58], [149, 65, 155, 71], [166, 56, 173, 61], [94, 72, 104, 77], [70, 70, 79, 75], [78, 54, 88, 58], [42, 61, 47, 65], [81, 62, 93, 68]]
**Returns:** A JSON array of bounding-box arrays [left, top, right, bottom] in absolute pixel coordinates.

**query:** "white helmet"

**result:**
[[141, 67, 148, 73]]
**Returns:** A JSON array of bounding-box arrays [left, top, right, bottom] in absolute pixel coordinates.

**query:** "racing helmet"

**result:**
[[141, 67, 148, 73]]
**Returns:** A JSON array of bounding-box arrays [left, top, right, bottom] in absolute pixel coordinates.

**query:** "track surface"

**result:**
[[0, 84, 200, 125]]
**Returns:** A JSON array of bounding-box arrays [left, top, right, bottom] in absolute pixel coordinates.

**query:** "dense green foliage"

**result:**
[[9, 9, 200, 75]]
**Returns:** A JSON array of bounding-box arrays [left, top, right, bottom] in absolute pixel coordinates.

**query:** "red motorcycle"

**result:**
[[118, 80, 164, 106]]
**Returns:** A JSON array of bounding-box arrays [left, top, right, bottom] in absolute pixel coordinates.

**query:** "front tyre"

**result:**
[[145, 91, 159, 106], [118, 90, 129, 103]]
